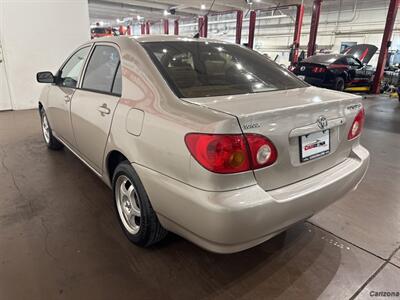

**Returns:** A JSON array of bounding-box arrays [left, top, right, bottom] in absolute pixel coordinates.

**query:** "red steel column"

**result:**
[[174, 19, 179, 35], [235, 10, 243, 44], [163, 19, 169, 34], [248, 10, 256, 49], [292, 4, 305, 64], [307, 0, 322, 57], [145, 21, 150, 34], [127, 25, 133, 36], [141, 23, 145, 35], [198, 17, 204, 36], [371, 0, 400, 94], [203, 15, 208, 38]]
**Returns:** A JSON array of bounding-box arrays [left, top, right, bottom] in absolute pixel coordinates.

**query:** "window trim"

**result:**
[[111, 61, 122, 95], [78, 42, 122, 97]]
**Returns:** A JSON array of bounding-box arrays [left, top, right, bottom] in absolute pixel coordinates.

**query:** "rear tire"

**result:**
[[112, 161, 167, 247], [39, 108, 64, 150], [334, 77, 345, 91]]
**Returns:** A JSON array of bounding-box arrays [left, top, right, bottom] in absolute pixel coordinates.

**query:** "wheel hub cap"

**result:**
[[115, 175, 141, 234], [42, 115, 50, 144]]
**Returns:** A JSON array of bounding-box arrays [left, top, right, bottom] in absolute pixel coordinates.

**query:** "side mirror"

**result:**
[[36, 71, 55, 83]]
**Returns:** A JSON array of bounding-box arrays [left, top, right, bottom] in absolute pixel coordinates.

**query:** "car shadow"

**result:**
[[117, 221, 342, 299]]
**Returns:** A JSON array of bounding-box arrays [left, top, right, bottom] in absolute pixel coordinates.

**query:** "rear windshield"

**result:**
[[303, 54, 342, 65], [142, 41, 307, 98]]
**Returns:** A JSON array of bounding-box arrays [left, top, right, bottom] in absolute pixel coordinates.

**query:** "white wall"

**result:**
[[0, 0, 90, 110]]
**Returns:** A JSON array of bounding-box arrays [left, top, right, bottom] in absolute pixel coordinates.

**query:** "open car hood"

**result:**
[[341, 44, 378, 64]]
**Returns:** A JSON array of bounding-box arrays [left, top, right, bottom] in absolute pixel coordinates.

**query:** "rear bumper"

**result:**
[[134, 144, 369, 253], [304, 76, 334, 88]]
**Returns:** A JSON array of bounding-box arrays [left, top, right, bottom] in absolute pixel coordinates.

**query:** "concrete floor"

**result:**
[[0, 95, 399, 300]]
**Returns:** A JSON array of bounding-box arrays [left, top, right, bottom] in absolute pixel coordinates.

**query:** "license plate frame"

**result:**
[[299, 130, 330, 162]]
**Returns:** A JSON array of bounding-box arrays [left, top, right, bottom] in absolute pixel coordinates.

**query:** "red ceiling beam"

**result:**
[[235, 10, 243, 44], [163, 19, 169, 34], [307, 0, 322, 57], [292, 4, 305, 64], [174, 19, 179, 35], [371, 0, 400, 94], [248, 10, 256, 49]]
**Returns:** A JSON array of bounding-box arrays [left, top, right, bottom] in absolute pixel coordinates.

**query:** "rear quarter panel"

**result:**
[[103, 38, 256, 192]]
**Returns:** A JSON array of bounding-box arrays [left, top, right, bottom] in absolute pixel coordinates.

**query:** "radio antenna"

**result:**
[[193, 0, 216, 38]]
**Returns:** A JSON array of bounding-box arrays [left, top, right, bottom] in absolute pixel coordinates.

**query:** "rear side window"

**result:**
[[334, 58, 348, 65], [82, 45, 120, 94], [142, 41, 307, 98], [346, 57, 361, 67]]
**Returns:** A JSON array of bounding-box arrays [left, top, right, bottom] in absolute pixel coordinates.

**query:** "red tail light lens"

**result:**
[[312, 67, 326, 73], [184, 133, 277, 174], [245, 134, 278, 169], [348, 108, 365, 140]]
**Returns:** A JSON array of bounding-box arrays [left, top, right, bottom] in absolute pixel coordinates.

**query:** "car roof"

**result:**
[[91, 35, 234, 45], [303, 53, 349, 65]]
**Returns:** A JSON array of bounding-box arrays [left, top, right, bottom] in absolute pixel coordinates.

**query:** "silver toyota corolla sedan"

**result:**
[[36, 35, 369, 253]]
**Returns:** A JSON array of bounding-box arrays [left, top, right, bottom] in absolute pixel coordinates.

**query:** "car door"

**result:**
[[346, 57, 368, 82], [70, 43, 121, 173], [47, 46, 91, 146]]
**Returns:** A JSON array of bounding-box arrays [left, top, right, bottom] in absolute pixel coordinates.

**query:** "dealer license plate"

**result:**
[[300, 130, 330, 162]]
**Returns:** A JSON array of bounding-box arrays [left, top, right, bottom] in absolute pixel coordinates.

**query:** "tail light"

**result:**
[[312, 67, 326, 73], [348, 108, 365, 140], [184, 133, 277, 174]]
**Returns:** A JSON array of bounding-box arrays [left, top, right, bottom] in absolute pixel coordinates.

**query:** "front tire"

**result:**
[[40, 108, 63, 150], [112, 161, 167, 247]]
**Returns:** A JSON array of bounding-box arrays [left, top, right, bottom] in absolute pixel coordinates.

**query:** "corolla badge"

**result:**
[[300, 66, 306, 71], [317, 116, 328, 130]]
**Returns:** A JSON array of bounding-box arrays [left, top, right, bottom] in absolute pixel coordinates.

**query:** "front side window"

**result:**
[[82, 45, 120, 94], [142, 41, 307, 98], [59, 46, 90, 88], [346, 57, 361, 67]]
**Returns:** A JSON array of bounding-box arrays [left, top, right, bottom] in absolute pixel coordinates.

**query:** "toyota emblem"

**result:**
[[317, 116, 328, 130], [300, 66, 306, 71]]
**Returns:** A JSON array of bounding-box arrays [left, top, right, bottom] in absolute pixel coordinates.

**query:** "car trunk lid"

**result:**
[[185, 86, 363, 190], [295, 62, 328, 79]]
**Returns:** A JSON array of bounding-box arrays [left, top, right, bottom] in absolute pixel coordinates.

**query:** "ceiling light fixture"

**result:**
[[201, 4, 206, 10]]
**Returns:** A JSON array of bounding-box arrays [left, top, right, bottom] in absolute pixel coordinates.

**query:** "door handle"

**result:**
[[64, 95, 72, 103], [97, 103, 111, 116]]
